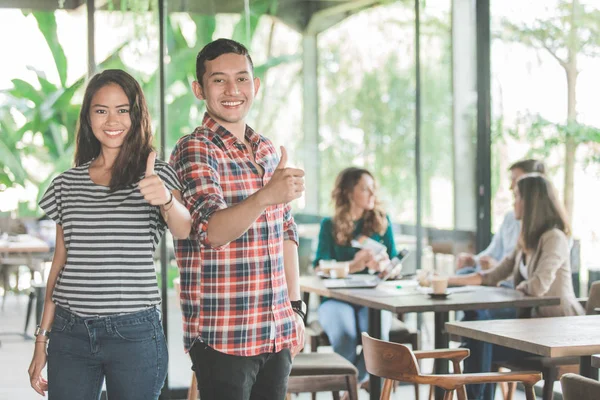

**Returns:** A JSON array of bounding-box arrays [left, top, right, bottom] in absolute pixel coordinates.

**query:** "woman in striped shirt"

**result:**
[[27, 69, 191, 400]]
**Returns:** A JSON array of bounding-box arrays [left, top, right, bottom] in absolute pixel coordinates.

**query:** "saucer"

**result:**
[[428, 292, 451, 299], [316, 271, 348, 279]]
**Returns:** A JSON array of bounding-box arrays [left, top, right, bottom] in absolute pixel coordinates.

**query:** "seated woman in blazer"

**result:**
[[448, 173, 584, 400]]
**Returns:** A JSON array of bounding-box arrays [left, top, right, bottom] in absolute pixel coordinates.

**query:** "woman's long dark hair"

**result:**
[[332, 167, 387, 245], [74, 69, 154, 191], [518, 174, 570, 251]]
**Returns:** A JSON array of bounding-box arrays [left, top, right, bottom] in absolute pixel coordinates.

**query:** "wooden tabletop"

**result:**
[[446, 315, 600, 358], [0, 235, 50, 254], [592, 354, 600, 369], [300, 276, 560, 314]]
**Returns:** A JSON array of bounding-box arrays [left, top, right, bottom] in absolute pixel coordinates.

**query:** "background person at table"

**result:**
[[27, 69, 192, 400], [313, 167, 397, 385], [456, 159, 546, 276], [448, 173, 584, 400]]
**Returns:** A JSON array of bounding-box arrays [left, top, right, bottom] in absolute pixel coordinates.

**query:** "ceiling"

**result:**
[[1, 0, 395, 33]]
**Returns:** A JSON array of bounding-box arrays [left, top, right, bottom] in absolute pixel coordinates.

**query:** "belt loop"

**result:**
[[105, 317, 113, 334], [156, 305, 162, 323]]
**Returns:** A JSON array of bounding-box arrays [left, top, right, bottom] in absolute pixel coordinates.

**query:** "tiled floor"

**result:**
[[0, 291, 535, 400]]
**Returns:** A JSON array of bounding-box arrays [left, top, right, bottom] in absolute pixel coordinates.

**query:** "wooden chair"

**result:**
[[495, 281, 600, 400], [560, 373, 600, 400], [287, 352, 359, 400], [304, 292, 421, 399], [361, 332, 542, 400]]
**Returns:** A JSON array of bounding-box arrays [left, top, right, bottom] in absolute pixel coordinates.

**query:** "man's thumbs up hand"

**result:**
[[258, 146, 305, 206]]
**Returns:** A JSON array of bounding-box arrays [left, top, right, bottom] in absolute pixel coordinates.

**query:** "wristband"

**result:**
[[162, 191, 173, 207]]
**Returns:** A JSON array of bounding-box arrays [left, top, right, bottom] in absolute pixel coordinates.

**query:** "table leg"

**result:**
[[368, 308, 382, 400], [434, 311, 450, 400], [34, 285, 45, 326], [580, 356, 599, 380]]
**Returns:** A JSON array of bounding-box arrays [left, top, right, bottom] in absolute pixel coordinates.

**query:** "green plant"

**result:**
[[0, 11, 127, 214], [499, 0, 600, 221]]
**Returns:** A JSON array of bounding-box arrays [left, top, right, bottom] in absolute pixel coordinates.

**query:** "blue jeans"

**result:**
[[318, 299, 392, 382], [461, 307, 533, 400], [47, 305, 168, 400]]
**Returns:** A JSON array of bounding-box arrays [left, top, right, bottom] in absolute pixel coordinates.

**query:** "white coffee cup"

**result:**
[[319, 260, 350, 279], [431, 275, 449, 294]]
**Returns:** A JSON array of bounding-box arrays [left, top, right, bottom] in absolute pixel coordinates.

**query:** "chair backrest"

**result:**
[[585, 281, 600, 315], [560, 373, 600, 400], [361, 332, 420, 380]]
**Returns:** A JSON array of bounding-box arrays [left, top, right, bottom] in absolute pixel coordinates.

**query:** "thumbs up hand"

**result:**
[[139, 151, 171, 206], [259, 146, 305, 206]]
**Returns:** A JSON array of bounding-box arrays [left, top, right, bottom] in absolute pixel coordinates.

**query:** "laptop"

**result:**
[[323, 249, 411, 289]]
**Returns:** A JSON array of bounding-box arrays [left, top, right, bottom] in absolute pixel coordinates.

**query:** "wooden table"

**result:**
[[0, 235, 50, 339], [592, 354, 600, 369], [0, 234, 50, 254], [446, 315, 600, 380], [300, 276, 560, 400]]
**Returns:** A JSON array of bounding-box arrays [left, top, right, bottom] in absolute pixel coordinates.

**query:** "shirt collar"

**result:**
[[201, 112, 261, 150]]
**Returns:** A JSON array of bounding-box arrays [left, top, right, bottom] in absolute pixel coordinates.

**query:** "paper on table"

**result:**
[[351, 235, 387, 255]]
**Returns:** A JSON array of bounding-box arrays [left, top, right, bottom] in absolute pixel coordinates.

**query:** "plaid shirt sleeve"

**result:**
[[171, 136, 228, 248], [282, 203, 299, 246]]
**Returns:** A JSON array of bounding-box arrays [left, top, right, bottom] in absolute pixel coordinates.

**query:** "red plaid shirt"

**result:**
[[169, 113, 300, 356]]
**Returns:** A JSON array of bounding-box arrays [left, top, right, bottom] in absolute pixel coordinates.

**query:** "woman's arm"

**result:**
[[28, 225, 67, 395], [382, 215, 398, 259], [479, 249, 518, 286], [448, 272, 483, 286], [161, 189, 192, 239]]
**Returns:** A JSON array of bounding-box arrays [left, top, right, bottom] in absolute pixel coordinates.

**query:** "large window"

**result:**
[[318, 2, 417, 224], [491, 0, 600, 291]]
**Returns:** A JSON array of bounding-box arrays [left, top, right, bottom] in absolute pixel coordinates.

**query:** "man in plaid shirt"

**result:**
[[170, 38, 306, 399]]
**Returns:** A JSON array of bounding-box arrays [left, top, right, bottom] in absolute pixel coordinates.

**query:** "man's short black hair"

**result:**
[[196, 38, 254, 85], [509, 159, 545, 174]]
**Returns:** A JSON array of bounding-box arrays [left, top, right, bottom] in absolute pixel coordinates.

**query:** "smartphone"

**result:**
[[378, 249, 410, 281]]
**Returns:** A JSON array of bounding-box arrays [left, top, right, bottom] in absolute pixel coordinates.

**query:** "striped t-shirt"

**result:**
[[39, 159, 181, 316]]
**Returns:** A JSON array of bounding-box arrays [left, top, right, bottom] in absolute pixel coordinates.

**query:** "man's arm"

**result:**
[[206, 190, 270, 247], [206, 146, 304, 247], [283, 239, 301, 301]]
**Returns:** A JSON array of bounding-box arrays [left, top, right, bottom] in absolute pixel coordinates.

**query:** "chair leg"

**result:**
[[413, 383, 420, 400], [332, 391, 340, 400], [346, 374, 359, 400], [381, 379, 393, 400], [188, 372, 197, 400], [542, 367, 557, 400], [506, 382, 516, 400], [24, 290, 35, 334], [524, 384, 536, 400], [443, 389, 454, 400], [312, 393, 317, 400]]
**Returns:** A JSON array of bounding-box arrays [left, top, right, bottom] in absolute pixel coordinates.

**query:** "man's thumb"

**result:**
[[146, 151, 156, 177], [276, 146, 287, 170]]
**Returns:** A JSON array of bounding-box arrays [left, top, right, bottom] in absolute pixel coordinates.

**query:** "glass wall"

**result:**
[[0, 0, 485, 396], [318, 2, 417, 224], [491, 0, 600, 292]]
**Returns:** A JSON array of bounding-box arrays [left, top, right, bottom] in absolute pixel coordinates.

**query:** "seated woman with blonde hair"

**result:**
[[448, 173, 583, 400], [313, 167, 397, 386]]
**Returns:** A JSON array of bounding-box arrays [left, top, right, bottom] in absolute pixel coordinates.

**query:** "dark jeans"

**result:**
[[190, 341, 292, 400], [461, 307, 533, 400], [47, 305, 168, 400]]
